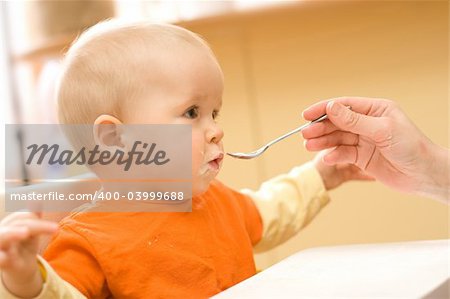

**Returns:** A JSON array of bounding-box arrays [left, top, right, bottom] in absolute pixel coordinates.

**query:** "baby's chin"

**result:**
[[191, 173, 218, 197]]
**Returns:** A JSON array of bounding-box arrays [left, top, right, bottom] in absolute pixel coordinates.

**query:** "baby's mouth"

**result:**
[[208, 153, 224, 171]]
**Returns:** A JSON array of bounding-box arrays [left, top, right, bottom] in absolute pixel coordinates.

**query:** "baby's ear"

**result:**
[[93, 114, 125, 150]]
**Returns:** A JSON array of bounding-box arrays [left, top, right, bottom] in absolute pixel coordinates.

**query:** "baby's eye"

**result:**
[[212, 110, 220, 120], [184, 106, 199, 119]]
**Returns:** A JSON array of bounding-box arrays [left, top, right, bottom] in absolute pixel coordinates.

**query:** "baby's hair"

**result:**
[[57, 19, 215, 125]]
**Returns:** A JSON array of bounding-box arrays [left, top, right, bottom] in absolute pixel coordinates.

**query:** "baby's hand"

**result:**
[[313, 150, 374, 190], [0, 211, 58, 297]]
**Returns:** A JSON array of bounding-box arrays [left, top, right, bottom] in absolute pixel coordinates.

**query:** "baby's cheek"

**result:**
[[190, 134, 210, 196], [190, 134, 204, 174]]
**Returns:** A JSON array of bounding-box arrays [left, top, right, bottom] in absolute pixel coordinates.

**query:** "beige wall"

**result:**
[[180, 1, 449, 269]]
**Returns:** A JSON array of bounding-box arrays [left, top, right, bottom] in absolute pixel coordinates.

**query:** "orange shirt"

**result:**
[[43, 180, 263, 298]]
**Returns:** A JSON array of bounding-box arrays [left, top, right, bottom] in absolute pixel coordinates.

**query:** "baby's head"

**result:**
[[57, 20, 225, 196]]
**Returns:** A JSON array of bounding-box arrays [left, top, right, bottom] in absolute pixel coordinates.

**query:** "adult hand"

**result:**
[[313, 150, 374, 191], [302, 97, 449, 202]]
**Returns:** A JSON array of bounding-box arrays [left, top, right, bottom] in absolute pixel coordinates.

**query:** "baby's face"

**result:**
[[123, 45, 224, 196]]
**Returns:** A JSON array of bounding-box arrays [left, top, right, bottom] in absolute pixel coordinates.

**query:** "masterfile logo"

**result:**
[[5, 124, 192, 212], [26, 141, 171, 171]]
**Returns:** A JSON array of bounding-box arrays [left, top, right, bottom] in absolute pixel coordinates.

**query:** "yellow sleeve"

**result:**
[[0, 256, 86, 299], [240, 161, 330, 253]]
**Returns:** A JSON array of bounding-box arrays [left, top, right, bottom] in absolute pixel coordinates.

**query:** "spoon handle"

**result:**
[[265, 114, 328, 148]]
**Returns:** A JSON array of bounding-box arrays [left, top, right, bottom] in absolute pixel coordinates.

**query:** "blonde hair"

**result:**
[[57, 20, 214, 124]]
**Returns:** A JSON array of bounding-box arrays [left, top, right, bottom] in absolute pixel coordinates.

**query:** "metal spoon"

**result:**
[[227, 113, 328, 159]]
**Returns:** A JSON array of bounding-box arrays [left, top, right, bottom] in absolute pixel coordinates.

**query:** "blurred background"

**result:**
[[0, 0, 448, 269]]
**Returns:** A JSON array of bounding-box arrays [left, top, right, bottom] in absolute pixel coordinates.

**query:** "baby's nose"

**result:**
[[207, 124, 224, 144]]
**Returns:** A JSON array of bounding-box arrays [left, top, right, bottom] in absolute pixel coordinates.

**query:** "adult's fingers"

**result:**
[[325, 101, 391, 142], [301, 119, 339, 139], [302, 96, 390, 121], [302, 100, 328, 121], [322, 144, 379, 172], [304, 131, 359, 151]]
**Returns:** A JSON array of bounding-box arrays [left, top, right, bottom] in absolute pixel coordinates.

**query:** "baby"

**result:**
[[0, 21, 368, 298]]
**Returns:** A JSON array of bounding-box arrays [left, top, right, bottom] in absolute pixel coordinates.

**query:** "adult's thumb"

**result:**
[[326, 101, 378, 138]]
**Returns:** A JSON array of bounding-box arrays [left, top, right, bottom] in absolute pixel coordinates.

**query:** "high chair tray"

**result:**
[[214, 239, 449, 298]]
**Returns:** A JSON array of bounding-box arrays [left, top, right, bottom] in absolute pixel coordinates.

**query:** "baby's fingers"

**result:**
[[0, 246, 21, 269], [0, 211, 38, 226], [0, 226, 29, 248], [0, 250, 12, 268], [12, 219, 59, 237], [322, 145, 358, 165]]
